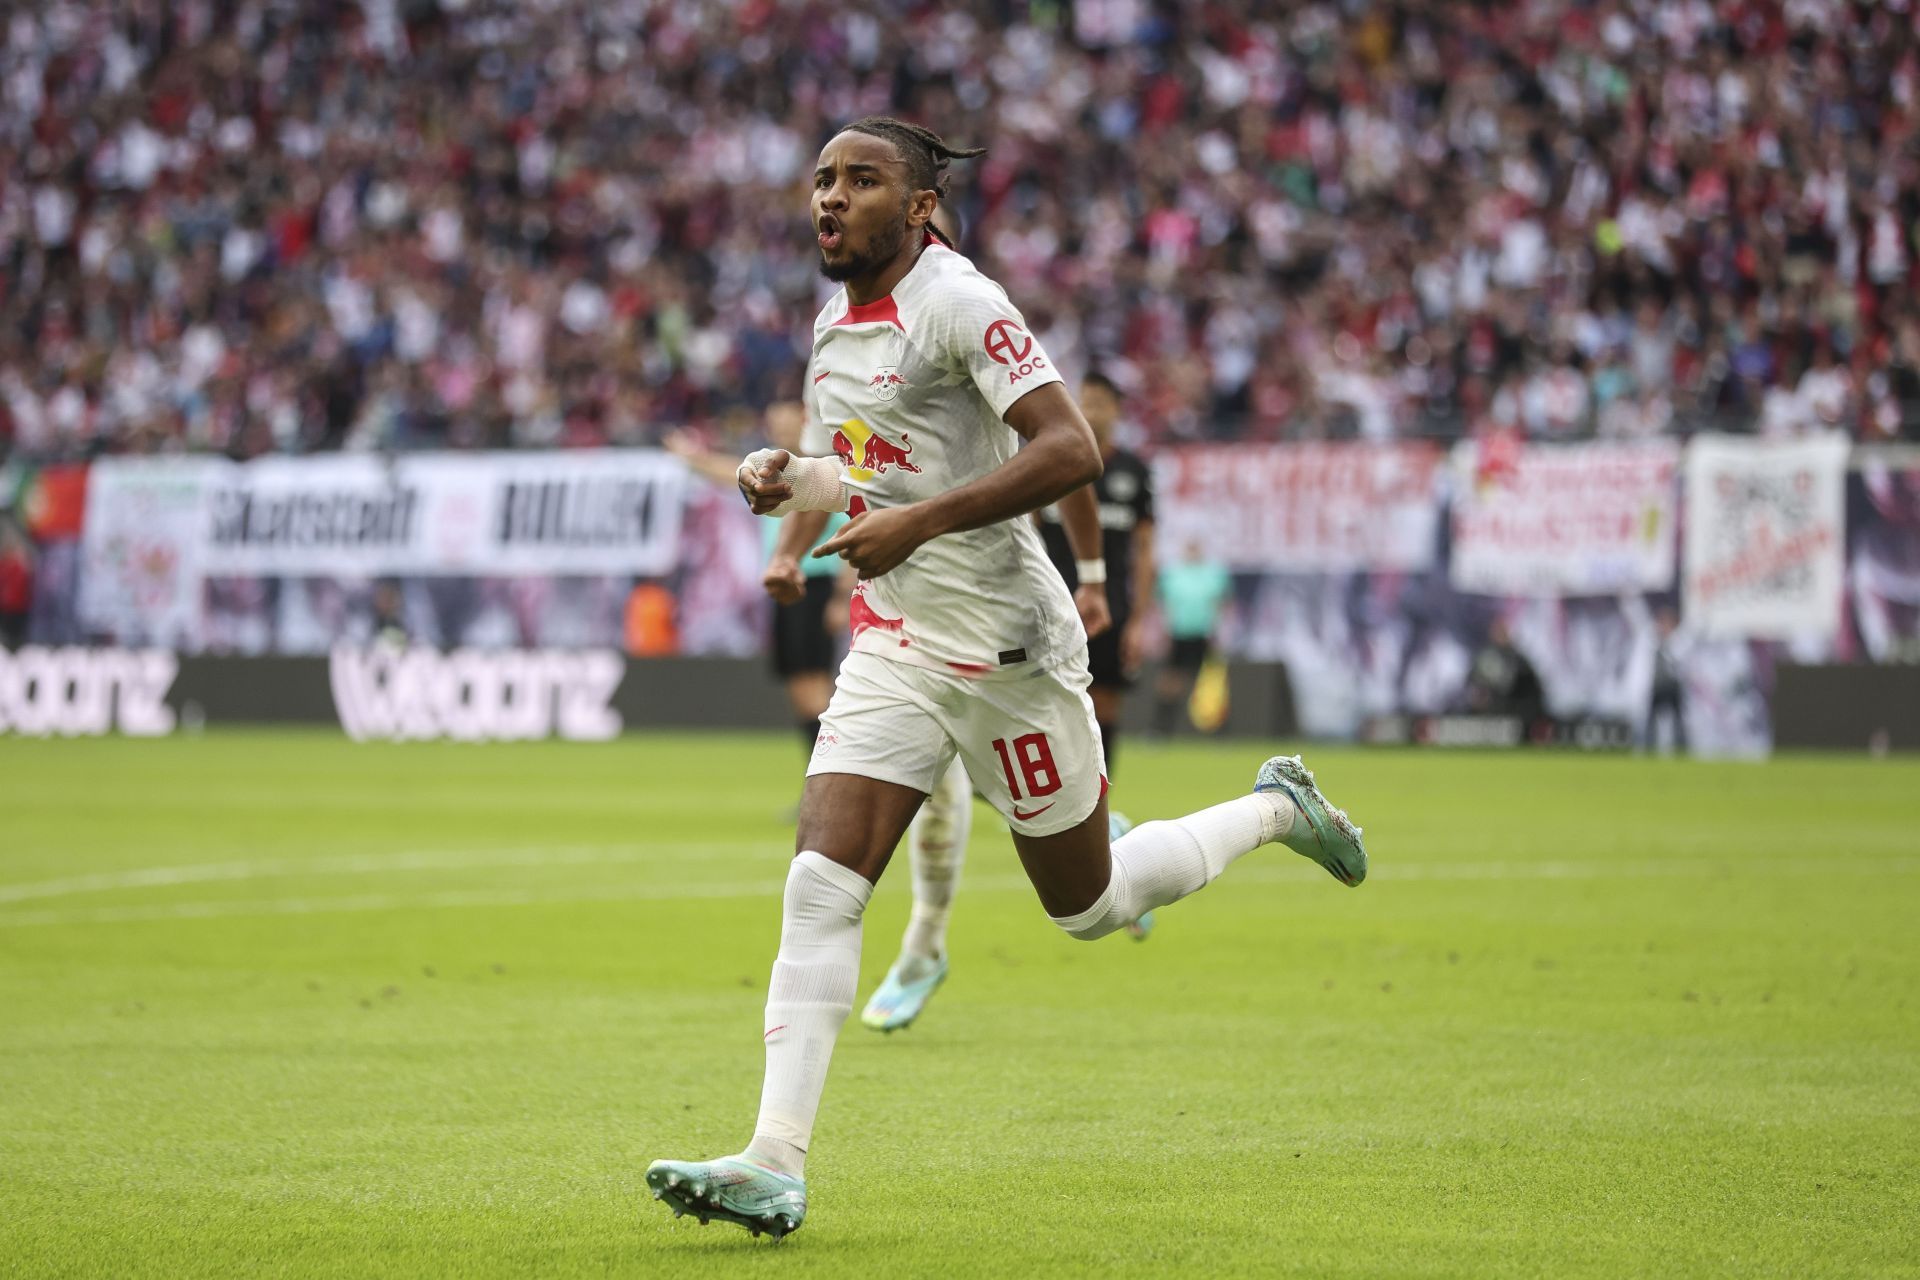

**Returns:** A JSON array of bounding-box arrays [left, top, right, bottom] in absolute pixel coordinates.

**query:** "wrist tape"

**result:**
[[742, 450, 849, 515]]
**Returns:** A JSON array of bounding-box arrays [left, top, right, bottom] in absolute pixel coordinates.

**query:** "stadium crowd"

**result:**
[[4, 0, 1920, 464]]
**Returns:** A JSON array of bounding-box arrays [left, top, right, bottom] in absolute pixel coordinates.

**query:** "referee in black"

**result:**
[[1039, 371, 1156, 776]]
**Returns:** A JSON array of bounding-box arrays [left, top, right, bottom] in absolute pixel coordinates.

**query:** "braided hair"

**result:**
[[841, 117, 985, 246]]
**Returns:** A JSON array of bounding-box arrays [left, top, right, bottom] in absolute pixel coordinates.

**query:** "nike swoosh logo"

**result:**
[[1011, 802, 1055, 821], [813, 371, 830, 384]]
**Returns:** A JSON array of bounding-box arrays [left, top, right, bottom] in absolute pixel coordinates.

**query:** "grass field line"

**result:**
[[1, 852, 1916, 930], [0, 843, 773, 905], [8, 842, 1919, 910]]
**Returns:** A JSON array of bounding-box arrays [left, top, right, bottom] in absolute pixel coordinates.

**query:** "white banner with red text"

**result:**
[[1449, 438, 1680, 596], [1683, 434, 1849, 640], [1153, 442, 1444, 572]]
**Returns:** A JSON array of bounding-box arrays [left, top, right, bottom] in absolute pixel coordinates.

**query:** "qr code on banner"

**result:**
[[1697, 467, 1828, 601], [1685, 437, 1847, 639]]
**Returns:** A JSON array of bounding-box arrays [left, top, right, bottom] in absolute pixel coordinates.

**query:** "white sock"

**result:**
[[744, 851, 872, 1178], [900, 758, 971, 968], [1050, 793, 1294, 941]]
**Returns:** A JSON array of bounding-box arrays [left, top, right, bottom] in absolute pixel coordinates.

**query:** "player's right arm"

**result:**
[[762, 384, 838, 603], [739, 356, 850, 517]]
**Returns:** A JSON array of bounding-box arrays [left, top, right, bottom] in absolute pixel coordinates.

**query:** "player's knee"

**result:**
[[1048, 877, 1125, 941], [1056, 914, 1121, 942]]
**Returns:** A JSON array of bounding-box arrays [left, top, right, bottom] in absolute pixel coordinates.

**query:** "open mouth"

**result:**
[[817, 215, 844, 252]]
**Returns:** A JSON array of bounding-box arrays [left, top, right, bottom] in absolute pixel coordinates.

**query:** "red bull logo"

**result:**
[[830, 419, 922, 481], [867, 365, 909, 402]]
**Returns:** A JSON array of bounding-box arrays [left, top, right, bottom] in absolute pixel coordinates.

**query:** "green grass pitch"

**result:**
[[2, 732, 1917, 1278]]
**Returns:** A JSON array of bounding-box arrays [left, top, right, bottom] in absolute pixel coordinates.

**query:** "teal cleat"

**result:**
[[1110, 810, 1155, 940], [860, 954, 948, 1032], [1255, 754, 1367, 887], [645, 1155, 805, 1239]]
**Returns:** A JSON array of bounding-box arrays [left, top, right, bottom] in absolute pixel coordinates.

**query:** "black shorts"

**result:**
[[771, 575, 837, 678], [1087, 614, 1131, 689], [1168, 635, 1210, 674]]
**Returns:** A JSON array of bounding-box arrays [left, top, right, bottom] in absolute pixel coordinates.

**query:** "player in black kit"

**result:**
[[1039, 372, 1155, 775]]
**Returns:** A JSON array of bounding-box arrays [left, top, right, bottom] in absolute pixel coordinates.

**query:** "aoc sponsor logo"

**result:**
[[983, 319, 1046, 386], [329, 646, 623, 742], [0, 647, 177, 737]]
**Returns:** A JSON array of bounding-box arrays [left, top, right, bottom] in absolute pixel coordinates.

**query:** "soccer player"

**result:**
[[787, 205, 1123, 1037], [645, 118, 1368, 1240], [1038, 372, 1155, 774]]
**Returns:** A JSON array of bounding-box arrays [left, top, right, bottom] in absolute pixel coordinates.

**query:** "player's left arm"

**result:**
[[1057, 484, 1111, 639], [1123, 462, 1156, 671], [814, 382, 1101, 577], [765, 509, 830, 605], [1123, 515, 1155, 671]]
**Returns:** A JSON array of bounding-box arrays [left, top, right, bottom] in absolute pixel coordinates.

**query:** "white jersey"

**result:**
[[799, 239, 1084, 679]]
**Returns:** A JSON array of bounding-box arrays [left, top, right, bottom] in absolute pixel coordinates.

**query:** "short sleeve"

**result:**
[[922, 274, 1064, 420], [800, 362, 833, 455], [799, 307, 840, 455]]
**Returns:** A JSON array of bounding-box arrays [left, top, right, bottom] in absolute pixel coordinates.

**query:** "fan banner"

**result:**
[[1153, 442, 1443, 572], [77, 457, 214, 648], [1683, 434, 1849, 640], [1449, 439, 1680, 596]]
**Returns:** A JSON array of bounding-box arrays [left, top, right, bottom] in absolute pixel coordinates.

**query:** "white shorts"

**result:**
[[807, 649, 1108, 837]]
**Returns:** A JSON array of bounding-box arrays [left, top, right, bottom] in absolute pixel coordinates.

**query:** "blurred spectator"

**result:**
[[367, 579, 408, 648], [624, 582, 678, 658], [0, 522, 32, 648], [1152, 537, 1232, 737], [4, 0, 1920, 462], [1463, 616, 1546, 727], [1646, 605, 1688, 754]]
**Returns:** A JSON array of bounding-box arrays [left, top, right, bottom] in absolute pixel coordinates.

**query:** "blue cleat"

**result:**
[[645, 1155, 805, 1239], [860, 954, 948, 1033], [1255, 754, 1367, 886]]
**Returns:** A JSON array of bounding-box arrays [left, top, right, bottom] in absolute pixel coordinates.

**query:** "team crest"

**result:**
[[868, 366, 908, 402]]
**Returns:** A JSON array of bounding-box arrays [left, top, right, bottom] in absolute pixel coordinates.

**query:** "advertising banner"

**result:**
[[1450, 439, 1680, 596], [80, 452, 690, 642], [0, 646, 177, 736], [199, 454, 423, 576], [198, 451, 686, 577], [1153, 442, 1443, 572], [328, 645, 623, 742], [1683, 434, 1849, 639]]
